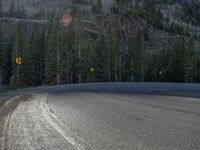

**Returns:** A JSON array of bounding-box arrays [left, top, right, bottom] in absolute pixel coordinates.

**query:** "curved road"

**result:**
[[4, 83, 200, 150]]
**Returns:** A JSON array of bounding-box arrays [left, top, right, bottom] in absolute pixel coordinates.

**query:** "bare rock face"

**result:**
[[0, 17, 47, 49], [0, 15, 200, 59], [1, 0, 71, 18], [1, 0, 113, 18], [147, 29, 200, 56], [0, 0, 199, 58]]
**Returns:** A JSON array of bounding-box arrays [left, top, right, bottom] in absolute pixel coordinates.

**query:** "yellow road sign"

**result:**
[[90, 68, 95, 72], [16, 57, 22, 65]]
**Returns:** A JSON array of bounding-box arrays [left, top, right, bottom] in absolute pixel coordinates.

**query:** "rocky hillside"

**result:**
[[0, 0, 112, 17], [1, 0, 71, 18], [1, 0, 200, 57]]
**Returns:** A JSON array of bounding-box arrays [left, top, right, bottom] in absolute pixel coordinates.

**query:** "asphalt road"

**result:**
[[4, 83, 200, 150]]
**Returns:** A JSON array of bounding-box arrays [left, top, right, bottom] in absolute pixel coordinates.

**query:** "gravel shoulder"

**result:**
[[0, 94, 31, 150]]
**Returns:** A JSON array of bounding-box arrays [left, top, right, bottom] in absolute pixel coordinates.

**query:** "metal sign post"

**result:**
[[90, 68, 95, 82]]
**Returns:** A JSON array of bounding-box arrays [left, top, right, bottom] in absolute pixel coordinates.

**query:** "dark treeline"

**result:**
[[181, 0, 200, 26], [0, 0, 200, 90]]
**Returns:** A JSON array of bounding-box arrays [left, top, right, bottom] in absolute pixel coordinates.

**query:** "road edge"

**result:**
[[0, 94, 31, 150]]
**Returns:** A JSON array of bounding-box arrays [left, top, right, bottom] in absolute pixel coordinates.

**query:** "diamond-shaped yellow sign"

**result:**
[[90, 68, 95, 72], [16, 57, 22, 65]]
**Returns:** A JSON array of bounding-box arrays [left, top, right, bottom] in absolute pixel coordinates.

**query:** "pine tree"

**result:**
[[155, 45, 171, 82], [65, 31, 76, 83], [195, 60, 200, 82], [0, 32, 12, 88], [19, 5, 27, 19], [0, 0, 2, 16], [184, 40, 198, 83], [104, 22, 114, 82], [10, 23, 26, 88], [96, 0, 102, 13], [89, 40, 96, 82], [73, 6, 84, 83], [94, 35, 108, 82], [45, 9, 62, 85], [113, 26, 126, 82], [127, 31, 143, 81], [0, 31, 2, 91], [30, 28, 45, 85], [9, 0, 17, 18], [168, 39, 185, 82], [92, 0, 102, 13]]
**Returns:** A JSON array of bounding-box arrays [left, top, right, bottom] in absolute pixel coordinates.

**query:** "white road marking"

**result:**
[[40, 94, 87, 150], [3, 95, 21, 106], [0, 137, 5, 141], [0, 137, 5, 150]]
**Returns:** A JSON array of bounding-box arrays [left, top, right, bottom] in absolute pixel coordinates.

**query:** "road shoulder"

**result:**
[[0, 94, 31, 150]]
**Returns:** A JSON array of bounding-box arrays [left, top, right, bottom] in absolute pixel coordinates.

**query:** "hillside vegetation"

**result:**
[[0, 0, 200, 90]]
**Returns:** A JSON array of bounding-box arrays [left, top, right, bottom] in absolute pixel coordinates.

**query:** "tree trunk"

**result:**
[[78, 43, 82, 83], [141, 33, 144, 82], [108, 47, 111, 82], [0, 70, 2, 92], [56, 36, 61, 84], [57, 57, 60, 85], [16, 65, 20, 87], [119, 46, 122, 82], [115, 73, 118, 82]]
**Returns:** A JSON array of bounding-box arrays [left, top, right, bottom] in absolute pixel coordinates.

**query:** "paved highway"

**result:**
[[4, 83, 200, 150]]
